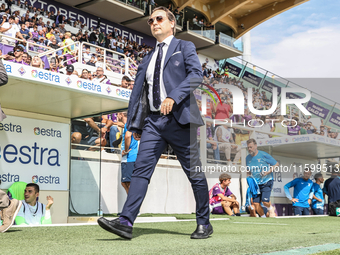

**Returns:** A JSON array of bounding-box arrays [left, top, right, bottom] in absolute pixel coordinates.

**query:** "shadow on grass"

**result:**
[[97, 226, 189, 241], [4, 229, 22, 233]]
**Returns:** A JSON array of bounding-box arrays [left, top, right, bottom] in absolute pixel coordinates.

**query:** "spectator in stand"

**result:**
[[87, 55, 96, 67], [96, 55, 104, 68], [214, 93, 233, 120], [71, 117, 107, 150], [48, 38, 59, 51], [31, 55, 44, 68], [256, 115, 272, 139], [83, 47, 92, 63], [48, 59, 59, 72], [127, 80, 134, 90], [1, 15, 25, 45], [287, 117, 301, 136], [198, 18, 204, 28], [271, 115, 287, 137], [31, 25, 39, 41], [299, 123, 307, 134], [19, 23, 31, 39], [98, 29, 105, 47], [121, 75, 130, 88], [306, 121, 317, 134], [173, 7, 181, 23], [199, 117, 220, 162], [5, 46, 29, 65], [66, 65, 75, 76], [214, 124, 241, 164], [58, 23, 66, 34], [89, 29, 98, 45], [45, 27, 55, 41], [80, 69, 91, 80], [93, 67, 111, 84], [63, 32, 76, 65]]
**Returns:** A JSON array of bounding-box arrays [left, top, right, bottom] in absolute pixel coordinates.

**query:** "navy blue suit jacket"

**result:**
[[126, 37, 204, 134]]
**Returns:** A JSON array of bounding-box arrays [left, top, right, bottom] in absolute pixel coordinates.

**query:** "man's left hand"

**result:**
[[161, 98, 175, 115], [46, 196, 54, 210]]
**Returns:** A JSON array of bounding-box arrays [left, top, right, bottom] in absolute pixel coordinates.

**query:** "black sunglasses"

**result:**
[[147, 15, 164, 25], [15, 49, 23, 52]]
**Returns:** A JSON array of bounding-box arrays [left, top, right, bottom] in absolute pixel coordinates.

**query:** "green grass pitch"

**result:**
[[2, 216, 340, 255]]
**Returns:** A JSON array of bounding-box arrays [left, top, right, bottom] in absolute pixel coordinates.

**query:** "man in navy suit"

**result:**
[[98, 6, 212, 239]]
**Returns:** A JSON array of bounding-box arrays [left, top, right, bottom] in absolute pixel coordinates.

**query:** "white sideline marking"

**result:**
[[232, 222, 288, 226], [276, 215, 329, 219], [12, 217, 230, 228]]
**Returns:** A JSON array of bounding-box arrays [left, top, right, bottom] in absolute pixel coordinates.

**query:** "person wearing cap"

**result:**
[[66, 65, 74, 75], [310, 173, 325, 215]]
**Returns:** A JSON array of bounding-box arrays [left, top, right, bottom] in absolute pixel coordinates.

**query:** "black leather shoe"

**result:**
[[97, 217, 133, 239], [190, 224, 213, 239]]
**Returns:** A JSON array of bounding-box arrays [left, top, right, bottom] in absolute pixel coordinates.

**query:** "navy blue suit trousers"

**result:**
[[121, 113, 210, 225]]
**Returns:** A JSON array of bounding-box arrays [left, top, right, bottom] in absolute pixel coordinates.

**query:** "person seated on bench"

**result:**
[[209, 173, 240, 216], [15, 183, 54, 225]]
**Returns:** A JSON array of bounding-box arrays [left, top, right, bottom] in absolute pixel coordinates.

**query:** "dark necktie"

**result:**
[[153, 42, 165, 109]]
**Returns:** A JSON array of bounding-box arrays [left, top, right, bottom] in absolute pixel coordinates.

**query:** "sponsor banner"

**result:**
[[286, 92, 303, 99], [241, 135, 340, 148], [241, 71, 262, 87], [306, 101, 330, 119], [27, 0, 155, 46], [224, 61, 242, 77], [261, 80, 282, 96], [4, 61, 131, 100], [0, 115, 69, 190], [329, 112, 340, 128]]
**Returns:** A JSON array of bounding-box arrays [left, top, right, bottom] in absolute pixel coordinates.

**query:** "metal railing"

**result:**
[[187, 21, 215, 41], [219, 32, 243, 52]]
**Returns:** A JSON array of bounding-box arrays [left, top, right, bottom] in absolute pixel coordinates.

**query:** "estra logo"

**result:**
[[0, 142, 61, 166], [31, 70, 38, 78], [32, 175, 38, 183], [34, 127, 40, 135], [32, 175, 60, 184], [33, 127, 62, 138], [76, 80, 102, 92], [116, 88, 131, 99], [31, 69, 60, 83]]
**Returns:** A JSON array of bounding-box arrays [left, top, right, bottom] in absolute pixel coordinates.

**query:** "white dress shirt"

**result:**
[[146, 35, 174, 111]]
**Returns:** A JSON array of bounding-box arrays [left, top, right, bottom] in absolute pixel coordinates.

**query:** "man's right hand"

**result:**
[[133, 133, 141, 141], [291, 198, 299, 203]]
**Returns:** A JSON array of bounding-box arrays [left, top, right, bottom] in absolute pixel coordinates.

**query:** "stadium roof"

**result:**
[[173, 0, 309, 39], [60, 0, 309, 39]]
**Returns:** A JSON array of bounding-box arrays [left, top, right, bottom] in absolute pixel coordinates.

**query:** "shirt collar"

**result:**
[[156, 35, 174, 47]]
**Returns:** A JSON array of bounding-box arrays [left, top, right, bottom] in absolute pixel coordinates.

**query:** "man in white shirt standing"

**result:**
[[15, 183, 54, 225], [1, 15, 25, 45]]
